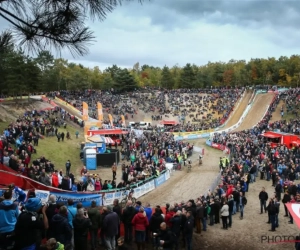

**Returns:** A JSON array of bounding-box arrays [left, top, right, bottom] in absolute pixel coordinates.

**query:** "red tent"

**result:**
[[162, 120, 177, 125]]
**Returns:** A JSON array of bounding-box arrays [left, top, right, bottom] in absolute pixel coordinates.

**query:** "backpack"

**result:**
[[207, 206, 211, 215]]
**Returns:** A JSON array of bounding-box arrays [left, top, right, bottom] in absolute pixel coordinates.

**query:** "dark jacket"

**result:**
[[113, 205, 122, 221], [259, 191, 268, 201], [184, 215, 194, 236], [169, 215, 181, 234], [157, 228, 174, 249], [122, 206, 136, 225], [73, 216, 92, 241], [149, 212, 164, 232], [103, 211, 119, 237], [228, 199, 234, 213], [88, 207, 102, 230], [51, 213, 72, 245], [196, 206, 204, 219]]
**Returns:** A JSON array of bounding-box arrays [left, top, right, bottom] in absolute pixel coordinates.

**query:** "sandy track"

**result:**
[[270, 100, 285, 123], [139, 140, 224, 205], [221, 91, 253, 130], [234, 93, 275, 131]]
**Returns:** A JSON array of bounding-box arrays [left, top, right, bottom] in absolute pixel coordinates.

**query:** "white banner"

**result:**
[[165, 170, 170, 180], [103, 192, 115, 206]]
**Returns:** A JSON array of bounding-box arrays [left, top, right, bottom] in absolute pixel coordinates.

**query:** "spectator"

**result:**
[[73, 208, 92, 250], [88, 201, 102, 250], [51, 206, 72, 247], [0, 190, 19, 249], [183, 211, 194, 250], [157, 222, 174, 250], [122, 200, 137, 244], [220, 201, 229, 230], [102, 205, 119, 250], [46, 195, 57, 239], [14, 197, 49, 250], [131, 206, 149, 250]]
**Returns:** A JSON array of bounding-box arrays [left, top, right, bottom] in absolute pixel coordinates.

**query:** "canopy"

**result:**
[[261, 133, 281, 139], [162, 120, 177, 125], [87, 135, 114, 144], [286, 203, 300, 228]]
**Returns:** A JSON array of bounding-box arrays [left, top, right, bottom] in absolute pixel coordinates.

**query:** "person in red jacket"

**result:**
[[131, 207, 149, 250], [52, 171, 59, 188], [165, 205, 176, 228]]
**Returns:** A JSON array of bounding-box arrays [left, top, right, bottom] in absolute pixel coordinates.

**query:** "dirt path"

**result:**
[[139, 139, 224, 205], [234, 93, 275, 131], [270, 100, 285, 123], [192, 177, 299, 250], [220, 91, 253, 130]]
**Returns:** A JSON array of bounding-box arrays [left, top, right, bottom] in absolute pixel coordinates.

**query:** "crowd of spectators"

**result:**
[[2, 87, 300, 250], [48, 87, 245, 131]]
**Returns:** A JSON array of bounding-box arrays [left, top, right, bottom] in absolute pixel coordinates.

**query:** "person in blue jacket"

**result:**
[[0, 190, 20, 249]]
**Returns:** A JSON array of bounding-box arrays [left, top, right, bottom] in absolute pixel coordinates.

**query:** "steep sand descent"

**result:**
[[233, 93, 275, 131], [220, 90, 253, 130]]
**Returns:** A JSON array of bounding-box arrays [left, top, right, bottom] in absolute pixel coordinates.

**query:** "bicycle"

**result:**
[[199, 157, 203, 165], [187, 163, 192, 173], [120, 190, 136, 208]]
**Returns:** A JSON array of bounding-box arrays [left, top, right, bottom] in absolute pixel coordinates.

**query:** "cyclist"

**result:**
[[199, 154, 203, 165], [9, 183, 26, 204], [187, 158, 192, 172]]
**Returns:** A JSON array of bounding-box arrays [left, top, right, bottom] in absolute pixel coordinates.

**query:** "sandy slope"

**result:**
[[220, 90, 253, 130], [233, 93, 275, 131]]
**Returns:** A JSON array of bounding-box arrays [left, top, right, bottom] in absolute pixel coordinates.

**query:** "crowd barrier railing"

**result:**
[[0, 169, 172, 207], [205, 170, 222, 197]]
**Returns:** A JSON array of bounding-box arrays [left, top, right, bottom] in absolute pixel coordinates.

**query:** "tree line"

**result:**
[[1, 45, 300, 95]]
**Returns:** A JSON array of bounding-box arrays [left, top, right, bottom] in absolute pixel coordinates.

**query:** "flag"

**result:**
[[82, 102, 89, 121], [121, 115, 126, 127], [97, 102, 103, 122], [108, 114, 113, 127]]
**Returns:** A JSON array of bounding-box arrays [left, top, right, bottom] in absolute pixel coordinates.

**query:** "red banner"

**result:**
[[211, 143, 230, 154]]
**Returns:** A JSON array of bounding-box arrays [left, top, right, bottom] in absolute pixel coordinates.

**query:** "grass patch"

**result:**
[[36, 124, 84, 176], [0, 119, 85, 177], [283, 112, 298, 121]]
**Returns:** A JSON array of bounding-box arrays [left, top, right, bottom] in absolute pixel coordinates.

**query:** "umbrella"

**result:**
[[286, 203, 300, 228]]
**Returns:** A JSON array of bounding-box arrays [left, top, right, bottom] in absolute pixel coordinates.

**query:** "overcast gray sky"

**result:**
[[1, 0, 300, 69]]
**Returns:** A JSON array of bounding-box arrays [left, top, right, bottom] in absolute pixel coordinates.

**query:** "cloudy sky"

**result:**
[[1, 0, 300, 69]]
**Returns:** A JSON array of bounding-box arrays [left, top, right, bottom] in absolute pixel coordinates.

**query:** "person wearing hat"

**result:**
[[14, 197, 49, 250]]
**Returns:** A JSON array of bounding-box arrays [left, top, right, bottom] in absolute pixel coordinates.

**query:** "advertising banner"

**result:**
[[165, 170, 170, 180], [155, 173, 166, 187], [103, 192, 114, 206], [51, 191, 102, 207]]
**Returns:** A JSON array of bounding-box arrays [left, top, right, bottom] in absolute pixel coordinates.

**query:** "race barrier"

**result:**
[[0, 168, 172, 207], [206, 139, 230, 154]]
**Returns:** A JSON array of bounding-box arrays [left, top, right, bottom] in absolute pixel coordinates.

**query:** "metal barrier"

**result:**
[[205, 170, 222, 197]]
